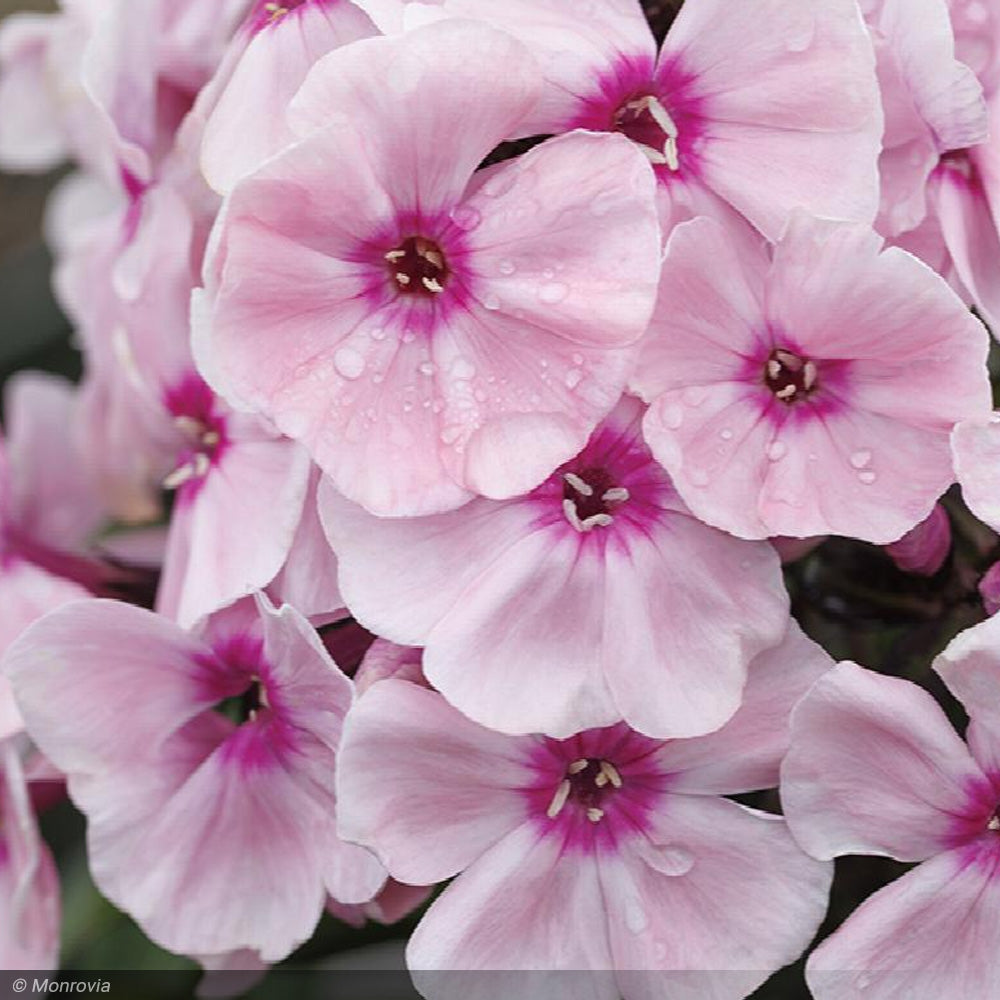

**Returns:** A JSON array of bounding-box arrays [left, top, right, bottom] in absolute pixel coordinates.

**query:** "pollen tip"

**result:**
[[568, 759, 589, 774], [546, 779, 571, 819], [587, 807, 604, 824]]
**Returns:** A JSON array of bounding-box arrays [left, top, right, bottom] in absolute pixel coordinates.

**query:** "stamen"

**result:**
[[989, 815, 1000, 832], [663, 135, 680, 172], [546, 779, 571, 819], [601, 487, 630, 503], [563, 498, 585, 532], [395, 273, 411, 287], [595, 772, 609, 788], [193, 452, 211, 478], [580, 512, 614, 530], [587, 807, 604, 823], [568, 759, 589, 774], [637, 143, 669, 166], [174, 415, 203, 438], [163, 463, 195, 490], [384, 249, 406, 262], [422, 276, 444, 294], [803, 361, 817, 391], [600, 760, 623, 789], [647, 97, 679, 139], [421, 248, 445, 270], [775, 349, 801, 369], [775, 384, 797, 400], [202, 430, 221, 448], [564, 472, 594, 497], [767, 359, 782, 380]]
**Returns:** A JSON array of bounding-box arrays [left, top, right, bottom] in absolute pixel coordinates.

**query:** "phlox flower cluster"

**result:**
[[0, 0, 999, 996]]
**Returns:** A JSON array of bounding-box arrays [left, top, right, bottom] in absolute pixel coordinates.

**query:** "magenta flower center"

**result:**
[[562, 467, 630, 533], [764, 348, 818, 404], [613, 93, 680, 171], [385, 236, 450, 297], [546, 756, 623, 825], [214, 677, 267, 726]]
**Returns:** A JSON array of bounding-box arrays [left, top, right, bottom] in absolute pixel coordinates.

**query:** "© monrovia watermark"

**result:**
[[11, 980, 111, 993]]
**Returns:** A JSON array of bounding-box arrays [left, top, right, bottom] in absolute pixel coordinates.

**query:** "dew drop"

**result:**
[[542, 267, 555, 280], [720, 428, 734, 441], [687, 467, 710, 488], [662, 403, 684, 430], [440, 425, 463, 445], [850, 449, 872, 469], [645, 843, 695, 876], [855, 972, 874, 991], [565, 369, 583, 390], [450, 205, 482, 231], [682, 385, 708, 407], [859, 470, 877, 485], [401, 330, 416, 344], [538, 281, 570, 305], [482, 293, 501, 312], [369, 326, 387, 342], [767, 441, 787, 462], [333, 347, 365, 380], [419, 361, 436, 377], [498, 259, 516, 276], [451, 358, 476, 379], [571, 353, 584, 366], [624, 897, 648, 934]]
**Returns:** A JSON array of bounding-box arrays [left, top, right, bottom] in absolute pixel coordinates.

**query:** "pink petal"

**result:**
[[934, 613, 1000, 775], [155, 429, 312, 629], [407, 822, 616, 991], [201, 0, 377, 194], [2, 600, 215, 773], [0, 740, 60, 970], [336, 680, 535, 885], [601, 796, 832, 999], [287, 20, 542, 214], [953, 415, 1000, 531], [601, 500, 788, 738], [4, 371, 103, 550], [807, 847, 1000, 999], [665, 0, 882, 238], [884, 501, 951, 575], [653, 622, 833, 795], [781, 662, 985, 862]]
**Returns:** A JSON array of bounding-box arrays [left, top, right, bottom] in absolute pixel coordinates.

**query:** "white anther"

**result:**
[[580, 512, 614, 530], [989, 815, 1000, 831], [803, 361, 817, 391], [637, 143, 669, 166], [775, 349, 801, 369], [600, 760, 622, 789], [595, 772, 609, 788], [422, 276, 444, 294], [385, 249, 406, 262], [547, 779, 571, 819], [587, 807, 604, 823], [602, 487, 630, 504], [563, 498, 585, 532], [202, 430, 220, 448], [775, 384, 797, 401], [766, 359, 782, 380], [647, 96, 679, 139], [174, 415, 203, 438], [421, 248, 444, 270], [568, 759, 589, 774], [663, 135, 680, 172], [162, 463, 195, 490], [193, 452, 211, 478], [564, 472, 594, 497], [395, 273, 411, 287]]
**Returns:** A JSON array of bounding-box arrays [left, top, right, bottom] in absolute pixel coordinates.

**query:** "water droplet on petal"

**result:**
[[850, 449, 872, 469], [450, 205, 482, 231], [369, 326, 386, 341], [687, 467, 710, 488], [543, 267, 555, 280], [682, 386, 708, 407], [451, 358, 476, 380], [440, 425, 463, 445], [482, 293, 501, 311], [498, 259, 516, 276], [859, 470, 877, 485], [565, 369, 583, 390], [419, 361, 436, 377], [662, 403, 684, 430], [538, 281, 569, 305], [767, 441, 787, 462], [333, 347, 365, 380], [624, 897, 648, 934], [645, 843, 695, 876], [855, 972, 874, 991], [720, 428, 734, 441], [571, 353, 584, 367]]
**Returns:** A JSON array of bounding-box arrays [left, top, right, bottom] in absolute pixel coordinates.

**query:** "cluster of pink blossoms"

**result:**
[[2, 0, 1000, 995]]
